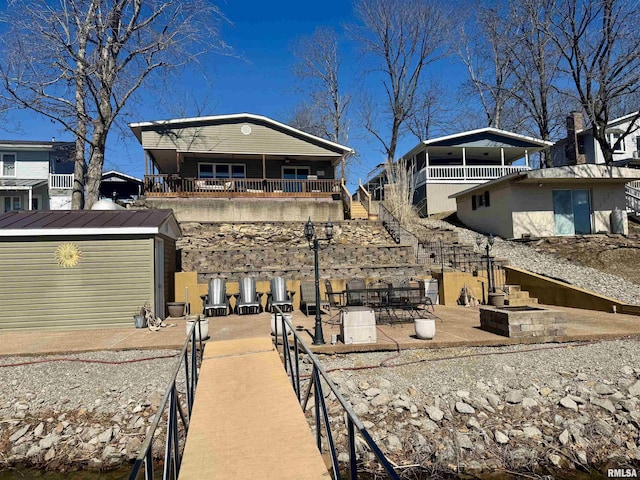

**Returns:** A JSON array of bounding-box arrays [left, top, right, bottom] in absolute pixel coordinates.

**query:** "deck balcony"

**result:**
[[415, 165, 531, 185], [49, 173, 74, 189], [143, 175, 342, 198]]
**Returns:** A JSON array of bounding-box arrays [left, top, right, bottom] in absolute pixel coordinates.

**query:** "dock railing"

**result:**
[[129, 318, 204, 480], [273, 306, 400, 480]]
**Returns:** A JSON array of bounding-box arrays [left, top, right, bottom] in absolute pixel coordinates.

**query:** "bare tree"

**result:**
[[293, 27, 350, 146], [286, 102, 326, 138], [406, 79, 448, 141], [548, 0, 640, 164], [349, 0, 450, 162], [458, 1, 517, 130], [0, 0, 228, 208]]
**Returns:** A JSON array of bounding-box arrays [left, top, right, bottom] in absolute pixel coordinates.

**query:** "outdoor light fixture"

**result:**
[[477, 234, 495, 295], [304, 217, 334, 345]]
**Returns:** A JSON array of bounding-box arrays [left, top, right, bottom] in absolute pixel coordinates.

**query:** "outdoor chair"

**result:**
[[236, 277, 264, 315], [201, 278, 231, 317], [367, 279, 392, 307], [266, 276, 295, 313], [300, 281, 329, 316], [324, 279, 345, 315], [346, 278, 367, 306]]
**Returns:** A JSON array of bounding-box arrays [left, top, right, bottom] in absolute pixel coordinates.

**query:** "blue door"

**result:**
[[553, 189, 591, 235]]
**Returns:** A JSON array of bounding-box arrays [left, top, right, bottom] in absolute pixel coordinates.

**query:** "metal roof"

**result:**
[[0, 209, 181, 238], [0, 179, 48, 189]]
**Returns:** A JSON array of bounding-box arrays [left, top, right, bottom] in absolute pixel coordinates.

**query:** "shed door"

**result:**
[[553, 189, 591, 235], [155, 238, 165, 318]]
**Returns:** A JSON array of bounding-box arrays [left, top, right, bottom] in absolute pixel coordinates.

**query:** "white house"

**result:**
[[363, 128, 553, 216], [452, 164, 640, 238], [551, 111, 640, 167], [0, 140, 75, 212]]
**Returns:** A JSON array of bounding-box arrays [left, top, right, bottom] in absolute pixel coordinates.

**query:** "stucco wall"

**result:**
[[141, 197, 344, 222], [425, 183, 482, 215], [456, 185, 514, 238]]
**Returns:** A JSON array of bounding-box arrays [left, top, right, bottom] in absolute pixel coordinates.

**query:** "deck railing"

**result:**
[[414, 165, 530, 184], [273, 306, 400, 480], [49, 173, 74, 189], [144, 175, 341, 197], [129, 318, 204, 480]]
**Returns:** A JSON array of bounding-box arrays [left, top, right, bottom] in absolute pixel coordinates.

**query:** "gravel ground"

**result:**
[[420, 217, 640, 305], [0, 350, 180, 418]]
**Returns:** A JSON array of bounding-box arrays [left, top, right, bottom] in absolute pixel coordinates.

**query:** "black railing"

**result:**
[[273, 306, 401, 480], [129, 319, 204, 480]]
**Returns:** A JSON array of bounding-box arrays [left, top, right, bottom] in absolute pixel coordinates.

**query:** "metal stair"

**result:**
[[626, 183, 640, 214]]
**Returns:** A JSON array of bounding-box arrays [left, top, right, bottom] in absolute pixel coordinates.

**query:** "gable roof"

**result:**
[[129, 113, 354, 155], [102, 170, 143, 183], [0, 209, 181, 239]]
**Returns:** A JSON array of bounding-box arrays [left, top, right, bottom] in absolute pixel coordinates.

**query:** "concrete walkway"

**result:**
[[178, 337, 330, 479], [1, 304, 639, 356]]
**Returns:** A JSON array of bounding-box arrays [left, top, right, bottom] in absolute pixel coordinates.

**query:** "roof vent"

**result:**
[[241, 124, 252, 135]]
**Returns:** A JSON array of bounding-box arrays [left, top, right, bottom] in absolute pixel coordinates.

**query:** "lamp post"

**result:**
[[476, 234, 495, 295], [304, 217, 334, 345]]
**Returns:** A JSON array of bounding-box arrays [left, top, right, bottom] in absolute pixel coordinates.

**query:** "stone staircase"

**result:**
[[503, 285, 538, 306]]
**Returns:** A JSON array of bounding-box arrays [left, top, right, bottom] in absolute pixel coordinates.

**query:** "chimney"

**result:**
[[565, 111, 585, 165]]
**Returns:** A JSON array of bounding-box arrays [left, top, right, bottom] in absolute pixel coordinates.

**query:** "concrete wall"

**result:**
[[432, 270, 487, 306], [141, 197, 344, 222], [49, 190, 73, 210], [456, 185, 514, 238], [504, 265, 626, 313]]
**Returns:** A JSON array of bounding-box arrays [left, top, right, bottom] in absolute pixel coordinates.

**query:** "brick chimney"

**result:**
[[565, 111, 585, 165]]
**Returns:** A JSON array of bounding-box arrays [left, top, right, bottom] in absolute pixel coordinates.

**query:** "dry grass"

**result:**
[[383, 159, 421, 228]]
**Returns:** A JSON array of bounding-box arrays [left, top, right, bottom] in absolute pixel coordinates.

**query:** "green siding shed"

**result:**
[[0, 209, 181, 331]]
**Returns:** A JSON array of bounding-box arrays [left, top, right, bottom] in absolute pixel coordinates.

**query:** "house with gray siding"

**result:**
[[128, 113, 354, 222], [0, 140, 75, 212]]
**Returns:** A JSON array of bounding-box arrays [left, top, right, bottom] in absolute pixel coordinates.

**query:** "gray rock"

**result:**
[[98, 427, 113, 443], [422, 419, 438, 432], [378, 378, 392, 389], [33, 422, 44, 437], [494, 430, 509, 444], [455, 401, 475, 414], [456, 433, 474, 450], [485, 393, 501, 408], [591, 397, 616, 413], [39, 434, 60, 449], [354, 402, 369, 416], [621, 400, 637, 412], [425, 405, 444, 422], [577, 450, 588, 465], [26, 445, 41, 458], [594, 420, 614, 436], [559, 429, 570, 445], [621, 366, 635, 376], [560, 396, 579, 412], [9, 425, 30, 443], [456, 390, 470, 399], [44, 447, 56, 462], [505, 391, 523, 404], [549, 453, 562, 467], [370, 392, 392, 407], [629, 380, 640, 397], [522, 398, 538, 409], [467, 417, 482, 430], [522, 426, 542, 439], [387, 434, 403, 451], [595, 384, 616, 396], [364, 387, 381, 398], [338, 452, 349, 463]]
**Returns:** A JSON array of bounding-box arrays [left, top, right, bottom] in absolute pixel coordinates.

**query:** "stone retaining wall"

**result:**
[[479, 306, 567, 338]]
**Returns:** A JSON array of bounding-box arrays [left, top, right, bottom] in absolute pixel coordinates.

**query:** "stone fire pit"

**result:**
[[479, 305, 567, 338]]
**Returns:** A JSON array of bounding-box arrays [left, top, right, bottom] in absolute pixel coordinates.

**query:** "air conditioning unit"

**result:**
[[633, 150, 640, 160]]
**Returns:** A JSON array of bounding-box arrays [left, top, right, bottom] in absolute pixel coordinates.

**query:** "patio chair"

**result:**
[[300, 281, 329, 316], [346, 278, 367, 306], [324, 280, 345, 315], [266, 276, 295, 313], [236, 277, 264, 315], [201, 278, 231, 317]]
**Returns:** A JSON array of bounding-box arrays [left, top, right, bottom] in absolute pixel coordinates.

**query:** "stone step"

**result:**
[[506, 291, 530, 300], [503, 284, 521, 293], [505, 297, 538, 306]]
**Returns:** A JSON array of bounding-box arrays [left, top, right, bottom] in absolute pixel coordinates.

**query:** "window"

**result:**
[[1, 153, 16, 177], [607, 132, 626, 153], [3, 196, 21, 212], [198, 163, 246, 179]]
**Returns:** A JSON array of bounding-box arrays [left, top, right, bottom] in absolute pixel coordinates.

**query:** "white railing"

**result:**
[[49, 174, 74, 189], [415, 165, 530, 184]]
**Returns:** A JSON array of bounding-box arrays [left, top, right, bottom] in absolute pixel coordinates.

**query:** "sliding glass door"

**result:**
[[552, 189, 591, 235]]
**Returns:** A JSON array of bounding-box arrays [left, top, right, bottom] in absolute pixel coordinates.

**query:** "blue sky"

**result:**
[[0, 0, 468, 191]]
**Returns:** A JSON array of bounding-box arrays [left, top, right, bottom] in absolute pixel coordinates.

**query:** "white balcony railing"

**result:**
[[49, 173, 74, 189], [415, 165, 530, 185]]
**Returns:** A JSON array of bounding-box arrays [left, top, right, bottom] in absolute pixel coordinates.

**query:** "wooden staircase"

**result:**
[[503, 285, 538, 306], [350, 201, 369, 220]]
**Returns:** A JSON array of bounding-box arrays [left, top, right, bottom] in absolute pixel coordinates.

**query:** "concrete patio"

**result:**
[[0, 304, 639, 357]]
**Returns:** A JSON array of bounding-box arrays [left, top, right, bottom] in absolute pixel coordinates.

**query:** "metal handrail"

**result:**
[[129, 319, 204, 480], [272, 306, 400, 480]]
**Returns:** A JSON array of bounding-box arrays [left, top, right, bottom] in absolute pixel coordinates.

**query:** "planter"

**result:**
[[270, 313, 293, 336], [414, 318, 435, 340], [488, 293, 505, 307], [133, 314, 147, 329], [166, 302, 186, 318], [186, 318, 209, 341]]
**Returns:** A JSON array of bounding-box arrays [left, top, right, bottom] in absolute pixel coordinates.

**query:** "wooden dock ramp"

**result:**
[[179, 337, 330, 479]]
